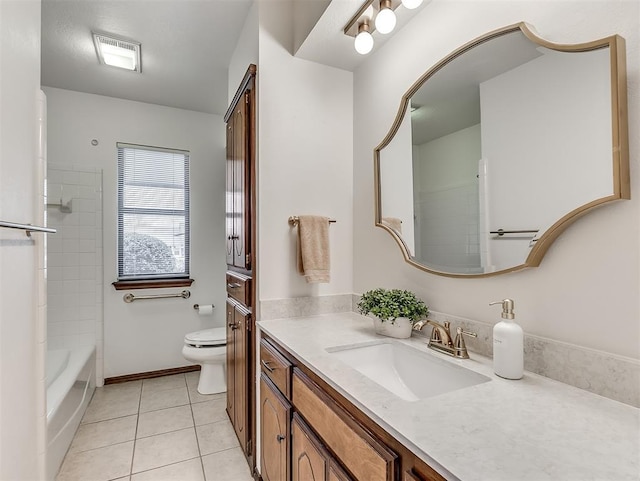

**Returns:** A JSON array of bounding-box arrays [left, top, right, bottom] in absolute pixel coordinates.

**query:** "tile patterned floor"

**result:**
[[56, 372, 253, 481]]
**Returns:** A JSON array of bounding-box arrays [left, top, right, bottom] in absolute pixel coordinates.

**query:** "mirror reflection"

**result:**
[[376, 23, 628, 277]]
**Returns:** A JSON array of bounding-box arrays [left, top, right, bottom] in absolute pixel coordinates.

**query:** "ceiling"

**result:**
[[41, 0, 431, 116], [41, 0, 253, 116]]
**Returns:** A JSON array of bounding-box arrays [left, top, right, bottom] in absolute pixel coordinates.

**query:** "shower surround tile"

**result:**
[[47, 164, 104, 383]]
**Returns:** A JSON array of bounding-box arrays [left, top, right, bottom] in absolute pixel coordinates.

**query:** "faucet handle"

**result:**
[[453, 327, 477, 359]]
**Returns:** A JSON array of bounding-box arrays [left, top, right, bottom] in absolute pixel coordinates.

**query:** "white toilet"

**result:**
[[182, 327, 227, 395]]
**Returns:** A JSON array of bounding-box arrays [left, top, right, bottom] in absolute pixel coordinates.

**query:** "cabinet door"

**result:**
[[232, 305, 249, 450], [292, 414, 327, 481], [328, 460, 353, 481], [260, 375, 290, 481], [225, 300, 236, 422], [225, 122, 234, 266], [232, 99, 248, 269]]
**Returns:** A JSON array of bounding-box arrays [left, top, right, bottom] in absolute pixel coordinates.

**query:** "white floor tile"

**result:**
[[196, 420, 239, 456], [63, 375, 251, 481], [56, 441, 134, 481], [202, 447, 252, 481], [132, 427, 199, 474], [69, 415, 137, 453], [139, 385, 189, 413], [82, 383, 141, 424], [130, 458, 204, 481], [142, 374, 186, 394], [137, 405, 194, 439], [191, 398, 228, 426]]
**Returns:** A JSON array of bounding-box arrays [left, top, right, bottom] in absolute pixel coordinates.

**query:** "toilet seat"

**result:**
[[184, 327, 226, 347]]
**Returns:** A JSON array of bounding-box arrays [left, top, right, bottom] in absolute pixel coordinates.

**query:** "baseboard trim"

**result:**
[[104, 365, 201, 385]]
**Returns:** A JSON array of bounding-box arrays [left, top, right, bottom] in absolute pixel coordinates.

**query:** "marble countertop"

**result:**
[[258, 313, 640, 481]]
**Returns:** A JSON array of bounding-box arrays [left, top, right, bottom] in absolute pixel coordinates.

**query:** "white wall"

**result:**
[[380, 108, 415, 252], [353, 1, 640, 360], [0, 0, 43, 478], [257, 0, 354, 301], [228, 0, 259, 106], [481, 46, 612, 269], [43, 87, 227, 378]]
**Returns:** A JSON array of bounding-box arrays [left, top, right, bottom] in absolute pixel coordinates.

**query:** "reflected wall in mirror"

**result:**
[[375, 22, 629, 277]]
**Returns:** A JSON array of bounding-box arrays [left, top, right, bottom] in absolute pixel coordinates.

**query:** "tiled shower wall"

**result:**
[[414, 182, 481, 273], [46, 164, 104, 385]]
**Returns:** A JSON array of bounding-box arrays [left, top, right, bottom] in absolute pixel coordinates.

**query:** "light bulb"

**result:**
[[354, 22, 374, 55], [375, 4, 396, 34], [354, 31, 374, 55], [401, 0, 423, 9]]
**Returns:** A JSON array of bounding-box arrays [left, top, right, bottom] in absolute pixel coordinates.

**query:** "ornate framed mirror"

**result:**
[[375, 22, 629, 278]]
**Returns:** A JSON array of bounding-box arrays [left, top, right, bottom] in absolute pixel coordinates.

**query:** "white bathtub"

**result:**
[[46, 345, 96, 481]]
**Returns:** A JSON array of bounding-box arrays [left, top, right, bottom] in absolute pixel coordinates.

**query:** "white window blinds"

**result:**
[[117, 143, 190, 280]]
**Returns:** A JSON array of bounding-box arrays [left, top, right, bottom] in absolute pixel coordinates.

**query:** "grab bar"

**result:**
[[123, 290, 191, 303], [0, 220, 56, 237]]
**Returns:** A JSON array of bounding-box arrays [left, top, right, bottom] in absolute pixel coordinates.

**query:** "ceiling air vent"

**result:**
[[92, 33, 141, 73]]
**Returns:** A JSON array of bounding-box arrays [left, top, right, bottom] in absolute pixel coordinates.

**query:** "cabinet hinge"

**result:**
[[247, 315, 252, 331], [245, 254, 251, 269], [246, 439, 252, 456]]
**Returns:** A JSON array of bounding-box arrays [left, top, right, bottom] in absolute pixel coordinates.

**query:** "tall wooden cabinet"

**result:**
[[225, 64, 256, 471]]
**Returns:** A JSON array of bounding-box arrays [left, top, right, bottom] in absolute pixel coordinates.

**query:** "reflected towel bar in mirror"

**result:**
[[490, 229, 539, 237]]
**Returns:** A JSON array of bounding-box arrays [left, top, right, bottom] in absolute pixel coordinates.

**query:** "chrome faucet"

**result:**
[[413, 319, 477, 359]]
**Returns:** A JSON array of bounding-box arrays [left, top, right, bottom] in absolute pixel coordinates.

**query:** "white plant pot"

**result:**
[[372, 316, 413, 339]]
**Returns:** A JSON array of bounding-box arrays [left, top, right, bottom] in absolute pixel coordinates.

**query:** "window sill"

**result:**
[[112, 279, 194, 290]]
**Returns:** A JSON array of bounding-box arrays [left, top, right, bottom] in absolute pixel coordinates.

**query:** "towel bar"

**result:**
[[288, 216, 336, 226], [0, 220, 56, 236]]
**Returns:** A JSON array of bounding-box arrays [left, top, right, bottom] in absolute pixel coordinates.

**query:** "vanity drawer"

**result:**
[[260, 339, 292, 398], [292, 369, 397, 481], [226, 271, 251, 306]]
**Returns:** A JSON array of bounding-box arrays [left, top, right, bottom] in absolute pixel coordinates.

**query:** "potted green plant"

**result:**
[[357, 288, 429, 338]]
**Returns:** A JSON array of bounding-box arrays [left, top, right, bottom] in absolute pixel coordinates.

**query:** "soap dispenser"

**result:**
[[489, 299, 523, 380]]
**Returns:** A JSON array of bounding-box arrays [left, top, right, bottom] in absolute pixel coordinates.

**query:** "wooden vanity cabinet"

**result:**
[[260, 374, 291, 481], [259, 333, 447, 481], [328, 460, 354, 481], [292, 413, 329, 481]]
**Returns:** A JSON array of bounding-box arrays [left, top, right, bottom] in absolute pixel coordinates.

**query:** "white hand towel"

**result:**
[[296, 215, 330, 283]]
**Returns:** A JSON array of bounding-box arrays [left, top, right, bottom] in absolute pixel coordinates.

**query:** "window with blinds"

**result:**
[[117, 143, 190, 281]]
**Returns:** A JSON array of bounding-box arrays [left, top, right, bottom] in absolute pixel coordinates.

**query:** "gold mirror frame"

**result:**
[[374, 22, 629, 278]]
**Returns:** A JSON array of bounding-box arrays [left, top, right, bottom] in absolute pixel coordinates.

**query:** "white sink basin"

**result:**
[[327, 341, 490, 402]]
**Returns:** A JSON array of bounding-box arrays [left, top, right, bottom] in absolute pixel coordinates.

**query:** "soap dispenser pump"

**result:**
[[489, 299, 523, 380]]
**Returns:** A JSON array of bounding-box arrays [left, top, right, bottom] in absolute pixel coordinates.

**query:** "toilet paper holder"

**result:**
[[193, 304, 215, 311]]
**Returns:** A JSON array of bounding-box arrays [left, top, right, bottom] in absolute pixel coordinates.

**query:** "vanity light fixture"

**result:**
[[354, 20, 374, 55], [375, 0, 397, 34], [401, 0, 423, 9], [92, 33, 141, 72], [344, 0, 424, 55]]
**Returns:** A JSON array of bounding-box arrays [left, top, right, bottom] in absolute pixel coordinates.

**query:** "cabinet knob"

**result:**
[[276, 434, 285, 443]]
